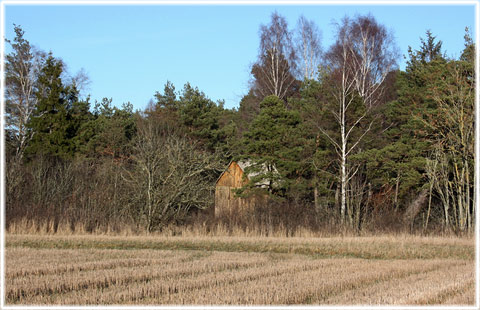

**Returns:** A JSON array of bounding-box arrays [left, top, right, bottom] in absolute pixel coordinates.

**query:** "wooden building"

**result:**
[[215, 161, 264, 217]]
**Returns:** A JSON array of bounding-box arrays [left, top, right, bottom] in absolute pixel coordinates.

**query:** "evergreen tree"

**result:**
[[237, 89, 261, 134], [26, 54, 93, 159], [26, 55, 72, 158], [177, 83, 223, 151], [154, 80, 177, 110], [294, 79, 339, 210], [240, 95, 304, 196], [79, 98, 136, 159], [364, 31, 447, 212]]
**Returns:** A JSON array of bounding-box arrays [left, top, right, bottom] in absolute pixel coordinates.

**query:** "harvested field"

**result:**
[[5, 234, 475, 305]]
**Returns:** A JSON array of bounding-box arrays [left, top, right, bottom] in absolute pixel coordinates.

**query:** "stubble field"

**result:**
[[5, 234, 476, 305]]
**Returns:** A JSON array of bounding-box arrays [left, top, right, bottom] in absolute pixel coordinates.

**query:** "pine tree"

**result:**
[[240, 95, 303, 196], [177, 83, 222, 151], [364, 31, 446, 212]]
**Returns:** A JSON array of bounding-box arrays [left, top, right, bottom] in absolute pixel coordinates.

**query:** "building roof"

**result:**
[[215, 160, 274, 187]]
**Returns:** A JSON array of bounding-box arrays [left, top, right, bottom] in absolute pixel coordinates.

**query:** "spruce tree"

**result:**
[[26, 55, 82, 159]]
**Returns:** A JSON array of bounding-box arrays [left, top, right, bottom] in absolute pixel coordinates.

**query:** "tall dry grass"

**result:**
[[8, 214, 470, 238]]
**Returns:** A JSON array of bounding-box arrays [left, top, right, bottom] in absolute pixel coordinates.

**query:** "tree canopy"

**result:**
[[4, 18, 475, 234]]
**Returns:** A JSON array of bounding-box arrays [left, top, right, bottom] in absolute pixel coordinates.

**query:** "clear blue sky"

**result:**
[[3, 3, 476, 110]]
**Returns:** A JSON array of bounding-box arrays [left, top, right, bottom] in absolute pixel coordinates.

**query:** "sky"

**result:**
[[3, 2, 476, 110]]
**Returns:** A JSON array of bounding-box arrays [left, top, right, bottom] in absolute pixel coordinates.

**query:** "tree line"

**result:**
[[5, 12, 475, 234]]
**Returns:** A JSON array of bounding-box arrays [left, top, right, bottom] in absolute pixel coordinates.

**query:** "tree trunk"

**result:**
[[335, 183, 340, 218], [425, 181, 433, 231], [465, 160, 472, 232], [340, 100, 347, 224], [394, 174, 400, 211]]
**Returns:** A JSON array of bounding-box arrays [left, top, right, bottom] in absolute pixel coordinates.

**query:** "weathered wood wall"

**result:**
[[215, 162, 254, 217], [216, 161, 247, 188]]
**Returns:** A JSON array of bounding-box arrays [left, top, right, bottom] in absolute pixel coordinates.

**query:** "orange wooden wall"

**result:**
[[215, 161, 251, 217], [216, 161, 248, 188]]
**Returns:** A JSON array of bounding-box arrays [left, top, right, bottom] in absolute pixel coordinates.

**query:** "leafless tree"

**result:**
[[251, 12, 298, 100], [69, 68, 91, 98], [124, 119, 223, 232], [295, 15, 322, 80], [318, 15, 397, 225], [348, 15, 398, 109], [424, 60, 475, 233]]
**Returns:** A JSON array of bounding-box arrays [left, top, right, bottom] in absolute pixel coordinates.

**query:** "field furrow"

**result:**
[[443, 281, 476, 305], [52, 256, 335, 304], [6, 247, 187, 277], [322, 260, 472, 304], [155, 259, 451, 305], [7, 256, 192, 278], [405, 265, 475, 305], [5, 235, 474, 306], [6, 251, 269, 304]]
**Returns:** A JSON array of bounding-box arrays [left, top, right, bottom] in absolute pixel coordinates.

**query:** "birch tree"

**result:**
[[251, 12, 298, 100], [424, 52, 475, 232], [295, 15, 322, 80], [318, 15, 397, 225], [5, 25, 45, 161], [348, 15, 397, 109]]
